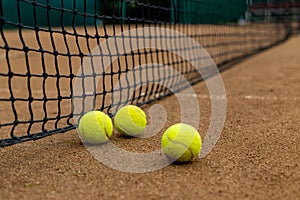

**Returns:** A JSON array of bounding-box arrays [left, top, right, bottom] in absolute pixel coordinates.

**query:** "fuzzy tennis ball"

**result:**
[[161, 123, 202, 163], [78, 111, 113, 145], [114, 105, 147, 137]]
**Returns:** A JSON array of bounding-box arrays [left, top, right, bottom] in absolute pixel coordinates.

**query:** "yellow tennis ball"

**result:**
[[114, 105, 147, 137], [161, 123, 202, 163], [78, 111, 113, 145]]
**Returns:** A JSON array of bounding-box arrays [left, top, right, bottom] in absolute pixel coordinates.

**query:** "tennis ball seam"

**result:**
[[116, 123, 143, 137], [102, 116, 110, 138], [128, 107, 147, 128], [165, 131, 194, 161], [129, 106, 146, 119], [95, 112, 109, 140]]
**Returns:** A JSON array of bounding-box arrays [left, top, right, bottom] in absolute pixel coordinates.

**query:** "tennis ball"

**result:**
[[161, 123, 202, 163], [78, 111, 113, 145], [114, 105, 147, 137]]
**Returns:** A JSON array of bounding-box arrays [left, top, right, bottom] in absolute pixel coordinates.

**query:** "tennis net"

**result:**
[[0, 0, 297, 146]]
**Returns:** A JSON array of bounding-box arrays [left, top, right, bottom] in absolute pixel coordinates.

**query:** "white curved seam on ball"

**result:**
[[165, 131, 193, 161]]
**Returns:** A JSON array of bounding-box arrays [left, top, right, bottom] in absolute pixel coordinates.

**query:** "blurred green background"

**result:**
[[1, 0, 298, 28]]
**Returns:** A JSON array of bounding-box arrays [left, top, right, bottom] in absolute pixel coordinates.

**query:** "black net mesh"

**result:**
[[0, 0, 298, 147]]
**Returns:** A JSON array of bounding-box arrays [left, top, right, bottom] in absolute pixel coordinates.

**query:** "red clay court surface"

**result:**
[[0, 35, 299, 199]]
